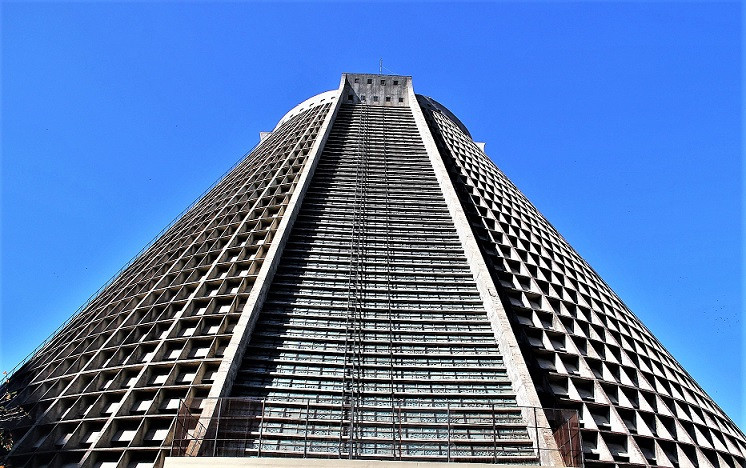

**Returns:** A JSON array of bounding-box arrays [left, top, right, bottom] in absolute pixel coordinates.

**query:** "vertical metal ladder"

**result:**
[[340, 101, 370, 459]]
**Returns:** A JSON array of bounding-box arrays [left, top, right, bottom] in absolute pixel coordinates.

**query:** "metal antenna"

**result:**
[[379, 58, 383, 74]]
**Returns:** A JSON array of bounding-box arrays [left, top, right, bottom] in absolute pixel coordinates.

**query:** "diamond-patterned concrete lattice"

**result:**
[[419, 95, 746, 467]]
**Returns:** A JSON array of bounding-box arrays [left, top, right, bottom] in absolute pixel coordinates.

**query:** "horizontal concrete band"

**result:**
[[164, 457, 543, 468]]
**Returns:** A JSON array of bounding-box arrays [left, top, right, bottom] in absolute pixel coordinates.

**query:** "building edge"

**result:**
[[406, 81, 565, 467], [187, 85, 345, 456]]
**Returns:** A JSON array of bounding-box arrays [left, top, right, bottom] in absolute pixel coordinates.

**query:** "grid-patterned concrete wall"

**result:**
[[417, 95, 746, 468], [222, 102, 538, 463], [4, 100, 333, 468]]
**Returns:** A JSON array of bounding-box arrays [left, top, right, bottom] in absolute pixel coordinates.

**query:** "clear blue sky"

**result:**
[[2, 2, 742, 429]]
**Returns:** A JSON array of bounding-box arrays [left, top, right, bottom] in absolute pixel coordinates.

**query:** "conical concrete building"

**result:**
[[3, 74, 744, 468]]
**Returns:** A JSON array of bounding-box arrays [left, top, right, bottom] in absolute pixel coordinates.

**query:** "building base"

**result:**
[[163, 457, 544, 468]]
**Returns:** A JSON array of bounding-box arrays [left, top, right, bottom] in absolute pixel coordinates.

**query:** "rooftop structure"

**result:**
[[2, 73, 744, 468]]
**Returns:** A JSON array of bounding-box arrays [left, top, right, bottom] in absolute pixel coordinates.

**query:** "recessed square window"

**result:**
[[385, 96, 391, 102], [361, 95, 366, 101], [380, 79, 386, 85], [81, 430, 101, 445], [398, 97, 404, 103], [191, 346, 209, 358], [145, 427, 170, 442], [373, 96, 379, 102], [177, 371, 197, 384], [132, 398, 153, 413], [393, 80, 399, 85], [151, 373, 168, 385], [347, 94, 353, 101], [354, 78, 359, 83], [161, 398, 181, 411], [367, 79, 372, 84], [112, 429, 137, 442]]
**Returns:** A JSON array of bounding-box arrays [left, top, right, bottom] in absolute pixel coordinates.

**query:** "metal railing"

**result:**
[[170, 397, 582, 466]]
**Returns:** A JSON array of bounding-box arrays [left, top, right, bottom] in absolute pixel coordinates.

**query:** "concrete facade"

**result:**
[[2, 73, 745, 468]]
